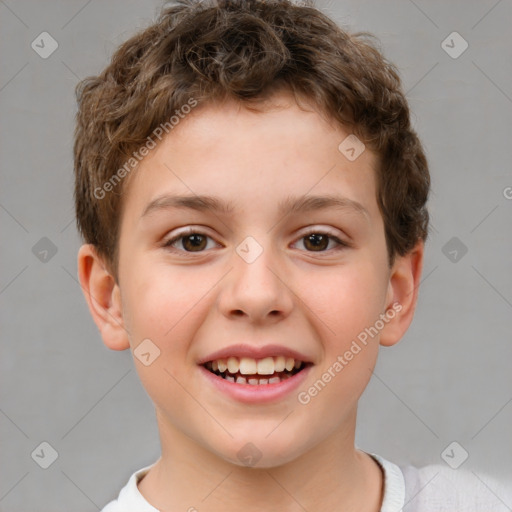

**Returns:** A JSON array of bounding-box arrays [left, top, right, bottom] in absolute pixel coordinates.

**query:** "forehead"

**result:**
[[121, 91, 380, 223]]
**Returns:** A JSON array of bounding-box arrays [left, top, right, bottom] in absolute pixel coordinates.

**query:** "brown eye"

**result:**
[[293, 230, 348, 253], [164, 231, 217, 253], [303, 233, 330, 251], [181, 234, 207, 251]]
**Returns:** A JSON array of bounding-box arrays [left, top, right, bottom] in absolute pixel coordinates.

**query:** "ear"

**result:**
[[77, 244, 130, 351], [379, 240, 424, 347]]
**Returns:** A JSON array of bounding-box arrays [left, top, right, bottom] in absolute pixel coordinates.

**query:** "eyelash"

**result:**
[[162, 228, 350, 256]]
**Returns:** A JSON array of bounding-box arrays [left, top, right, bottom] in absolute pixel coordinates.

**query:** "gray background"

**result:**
[[1, 0, 511, 510]]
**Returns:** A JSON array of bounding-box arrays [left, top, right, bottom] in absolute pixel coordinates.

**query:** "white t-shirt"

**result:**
[[101, 452, 512, 512]]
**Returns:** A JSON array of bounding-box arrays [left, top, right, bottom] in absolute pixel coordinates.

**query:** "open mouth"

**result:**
[[202, 356, 310, 385]]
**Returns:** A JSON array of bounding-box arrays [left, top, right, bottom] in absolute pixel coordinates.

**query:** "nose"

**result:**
[[217, 238, 294, 325]]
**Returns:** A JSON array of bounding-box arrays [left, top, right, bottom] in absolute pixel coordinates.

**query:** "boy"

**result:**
[[73, 0, 511, 510]]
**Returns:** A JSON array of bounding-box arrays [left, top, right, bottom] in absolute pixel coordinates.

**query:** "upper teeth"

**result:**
[[209, 356, 302, 375]]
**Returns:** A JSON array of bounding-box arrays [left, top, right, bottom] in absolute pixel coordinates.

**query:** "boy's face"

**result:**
[[81, 91, 422, 467]]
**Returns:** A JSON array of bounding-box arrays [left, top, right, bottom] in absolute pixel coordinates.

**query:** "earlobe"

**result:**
[[379, 240, 424, 347], [77, 244, 130, 351]]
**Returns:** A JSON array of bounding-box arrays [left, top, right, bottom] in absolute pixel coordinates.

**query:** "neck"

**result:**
[[138, 410, 383, 512]]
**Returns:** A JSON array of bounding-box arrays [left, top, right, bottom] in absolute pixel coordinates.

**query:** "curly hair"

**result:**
[[73, 0, 430, 274]]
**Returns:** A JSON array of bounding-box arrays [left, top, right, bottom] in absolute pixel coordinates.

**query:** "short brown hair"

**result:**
[[74, 0, 429, 274]]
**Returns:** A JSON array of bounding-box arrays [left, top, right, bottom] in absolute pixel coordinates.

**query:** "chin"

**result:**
[[209, 434, 308, 470]]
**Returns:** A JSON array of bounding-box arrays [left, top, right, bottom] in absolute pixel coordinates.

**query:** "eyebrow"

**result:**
[[141, 193, 370, 220]]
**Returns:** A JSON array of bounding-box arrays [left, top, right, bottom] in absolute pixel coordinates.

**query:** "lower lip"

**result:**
[[198, 364, 313, 404]]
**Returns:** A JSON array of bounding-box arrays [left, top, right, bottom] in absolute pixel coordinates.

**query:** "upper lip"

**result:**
[[197, 343, 313, 365]]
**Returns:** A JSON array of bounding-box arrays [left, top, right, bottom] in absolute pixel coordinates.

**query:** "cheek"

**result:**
[[300, 261, 387, 348], [293, 264, 385, 428], [121, 260, 214, 351], [119, 262, 212, 412]]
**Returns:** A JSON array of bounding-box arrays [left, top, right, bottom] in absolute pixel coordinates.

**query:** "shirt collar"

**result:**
[[121, 452, 406, 512], [368, 452, 406, 512]]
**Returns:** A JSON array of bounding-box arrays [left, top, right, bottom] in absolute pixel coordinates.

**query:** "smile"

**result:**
[[202, 356, 309, 385]]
